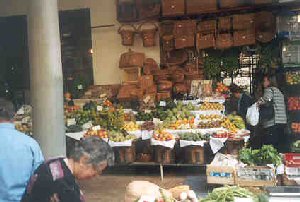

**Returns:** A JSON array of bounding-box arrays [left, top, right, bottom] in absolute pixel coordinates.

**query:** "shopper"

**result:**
[[21, 136, 114, 202], [229, 84, 254, 123], [258, 74, 287, 152], [0, 98, 44, 202]]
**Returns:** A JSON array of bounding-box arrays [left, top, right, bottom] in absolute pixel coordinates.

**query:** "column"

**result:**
[[28, 0, 66, 158]]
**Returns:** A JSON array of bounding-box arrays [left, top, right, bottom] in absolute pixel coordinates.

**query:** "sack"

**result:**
[[119, 49, 145, 69], [117, 0, 137, 22], [118, 24, 137, 46], [246, 103, 259, 126], [186, 0, 217, 15], [162, 0, 185, 17], [138, 22, 158, 47], [136, 0, 160, 20]]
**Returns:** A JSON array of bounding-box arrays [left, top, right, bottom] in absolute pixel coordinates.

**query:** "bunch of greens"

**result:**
[[201, 186, 255, 202], [239, 145, 282, 166]]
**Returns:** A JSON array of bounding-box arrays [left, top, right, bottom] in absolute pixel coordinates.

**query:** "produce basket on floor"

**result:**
[[109, 140, 136, 164], [153, 145, 175, 164], [184, 145, 205, 164], [206, 165, 236, 185], [236, 166, 276, 187]]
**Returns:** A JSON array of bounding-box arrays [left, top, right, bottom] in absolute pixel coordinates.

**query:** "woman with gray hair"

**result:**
[[22, 136, 114, 202]]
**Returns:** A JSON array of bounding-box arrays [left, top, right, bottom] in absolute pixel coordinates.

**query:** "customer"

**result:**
[[22, 136, 114, 202], [229, 84, 254, 123], [0, 98, 44, 202], [258, 74, 287, 152]]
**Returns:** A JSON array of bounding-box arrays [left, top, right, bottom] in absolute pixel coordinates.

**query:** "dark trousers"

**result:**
[[263, 124, 287, 152]]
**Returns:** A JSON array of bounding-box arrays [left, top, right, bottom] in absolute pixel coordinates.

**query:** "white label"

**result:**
[[77, 84, 83, 90], [97, 106, 103, 111], [159, 101, 166, 106], [145, 110, 151, 114], [67, 118, 76, 126]]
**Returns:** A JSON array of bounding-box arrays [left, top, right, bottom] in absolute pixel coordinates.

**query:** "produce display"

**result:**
[[286, 71, 300, 85], [109, 130, 136, 142], [15, 123, 32, 135], [288, 97, 300, 111], [239, 145, 282, 166], [227, 114, 246, 130], [201, 186, 256, 202], [199, 114, 223, 120], [84, 128, 108, 139], [198, 121, 222, 129], [291, 122, 300, 133], [141, 121, 155, 131], [153, 130, 174, 141], [123, 122, 140, 131], [215, 82, 230, 94], [199, 102, 225, 111], [221, 118, 238, 133], [179, 132, 209, 141]]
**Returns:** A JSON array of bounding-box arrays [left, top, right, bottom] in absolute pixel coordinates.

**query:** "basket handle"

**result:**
[[138, 21, 158, 33], [118, 24, 137, 34]]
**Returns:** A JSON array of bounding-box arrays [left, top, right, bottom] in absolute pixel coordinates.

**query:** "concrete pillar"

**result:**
[[28, 0, 66, 158]]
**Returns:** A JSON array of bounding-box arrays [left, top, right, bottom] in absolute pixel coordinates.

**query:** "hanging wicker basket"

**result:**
[[118, 24, 137, 46], [138, 22, 158, 47]]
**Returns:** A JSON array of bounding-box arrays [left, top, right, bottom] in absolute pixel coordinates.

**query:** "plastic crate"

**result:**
[[285, 153, 300, 167]]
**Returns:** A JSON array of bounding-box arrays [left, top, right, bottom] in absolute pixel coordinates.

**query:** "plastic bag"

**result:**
[[246, 103, 259, 126]]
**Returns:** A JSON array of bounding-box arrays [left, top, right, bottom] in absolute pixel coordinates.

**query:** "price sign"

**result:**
[[67, 118, 76, 126], [97, 106, 103, 111], [159, 101, 166, 107]]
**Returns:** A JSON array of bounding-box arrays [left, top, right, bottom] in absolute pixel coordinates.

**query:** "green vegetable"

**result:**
[[201, 186, 254, 202], [239, 145, 282, 166]]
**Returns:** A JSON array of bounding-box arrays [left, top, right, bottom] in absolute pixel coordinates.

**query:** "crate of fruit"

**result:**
[[151, 130, 176, 164], [236, 166, 276, 187], [206, 165, 236, 185]]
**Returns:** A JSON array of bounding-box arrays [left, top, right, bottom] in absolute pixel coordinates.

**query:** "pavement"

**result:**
[[79, 167, 208, 202]]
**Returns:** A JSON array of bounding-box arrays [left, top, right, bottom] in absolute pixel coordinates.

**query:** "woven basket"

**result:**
[[218, 16, 231, 31], [118, 24, 137, 46], [196, 33, 215, 50], [255, 11, 276, 43], [216, 33, 233, 49], [219, 0, 245, 8], [156, 91, 172, 101], [138, 22, 158, 47], [233, 13, 255, 30], [186, 0, 217, 14], [198, 20, 217, 33], [233, 29, 256, 47]]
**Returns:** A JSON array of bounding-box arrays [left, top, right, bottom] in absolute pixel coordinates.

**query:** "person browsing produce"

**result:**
[[0, 98, 44, 202], [257, 74, 287, 152], [21, 136, 114, 202]]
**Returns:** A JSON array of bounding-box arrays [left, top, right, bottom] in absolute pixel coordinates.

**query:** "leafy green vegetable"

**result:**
[[239, 145, 282, 166]]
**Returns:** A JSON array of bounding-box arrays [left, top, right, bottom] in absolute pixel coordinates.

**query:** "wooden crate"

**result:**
[[236, 166, 276, 187], [153, 146, 175, 164], [206, 165, 236, 185], [113, 145, 136, 164], [184, 146, 205, 164]]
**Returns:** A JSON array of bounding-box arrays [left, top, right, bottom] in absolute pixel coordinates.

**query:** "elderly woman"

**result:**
[[21, 136, 114, 202], [258, 74, 287, 152]]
